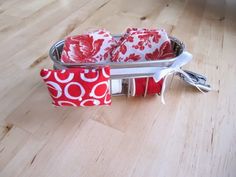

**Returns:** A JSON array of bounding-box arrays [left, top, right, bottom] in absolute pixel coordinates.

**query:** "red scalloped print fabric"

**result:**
[[61, 29, 117, 63], [40, 67, 111, 107], [111, 28, 175, 62]]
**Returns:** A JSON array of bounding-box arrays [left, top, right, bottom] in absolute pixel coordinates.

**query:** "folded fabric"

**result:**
[[111, 79, 123, 94], [61, 29, 117, 63], [131, 77, 163, 96], [40, 67, 111, 107], [111, 28, 175, 62]]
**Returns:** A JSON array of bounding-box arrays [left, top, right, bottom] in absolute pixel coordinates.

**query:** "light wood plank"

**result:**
[[0, 0, 236, 177]]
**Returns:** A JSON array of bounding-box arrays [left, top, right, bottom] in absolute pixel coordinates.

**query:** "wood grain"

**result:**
[[0, 0, 236, 177]]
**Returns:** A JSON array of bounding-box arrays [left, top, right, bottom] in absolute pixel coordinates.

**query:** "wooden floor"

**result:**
[[0, 0, 236, 176]]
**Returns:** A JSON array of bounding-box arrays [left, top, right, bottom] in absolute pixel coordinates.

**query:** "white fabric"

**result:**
[[112, 28, 171, 62], [111, 79, 122, 94]]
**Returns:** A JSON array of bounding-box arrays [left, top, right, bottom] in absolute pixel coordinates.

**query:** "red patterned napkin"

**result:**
[[111, 28, 175, 62], [61, 29, 117, 63], [40, 66, 111, 107]]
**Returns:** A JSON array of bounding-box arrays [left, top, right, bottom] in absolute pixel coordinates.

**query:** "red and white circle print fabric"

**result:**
[[61, 29, 117, 63], [111, 28, 175, 62], [40, 66, 111, 107]]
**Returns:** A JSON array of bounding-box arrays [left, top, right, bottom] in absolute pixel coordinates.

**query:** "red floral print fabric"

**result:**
[[61, 29, 117, 63], [40, 67, 111, 107], [111, 28, 175, 62]]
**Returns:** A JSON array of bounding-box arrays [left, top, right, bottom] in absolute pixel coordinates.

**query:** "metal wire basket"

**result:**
[[48, 36, 210, 97]]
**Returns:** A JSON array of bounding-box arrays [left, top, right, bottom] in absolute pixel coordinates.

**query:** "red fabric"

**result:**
[[61, 29, 117, 63], [112, 28, 175, 62], [41, 28, 177, 106], [40, 67, 111, 107], [134, 77, 163, 96]]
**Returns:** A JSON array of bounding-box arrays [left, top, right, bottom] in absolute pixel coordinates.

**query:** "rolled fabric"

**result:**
[[111, 28, 175, 62], [111, 79, 123, 94], [61, 29, 117, 63], [130, 77, 163, 96]]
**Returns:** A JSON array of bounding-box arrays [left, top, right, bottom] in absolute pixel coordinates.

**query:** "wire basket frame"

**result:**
[[49, 36, 186, 97]]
